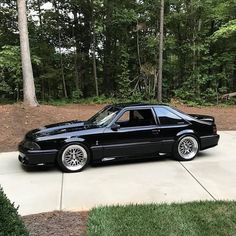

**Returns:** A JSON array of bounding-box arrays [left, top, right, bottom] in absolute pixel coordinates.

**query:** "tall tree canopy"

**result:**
[[0, 0, 235, 104]]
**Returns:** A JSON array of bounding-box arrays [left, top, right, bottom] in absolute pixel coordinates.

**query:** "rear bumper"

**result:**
[[200, 134, 220, 150], [18, 145, 57, 166]]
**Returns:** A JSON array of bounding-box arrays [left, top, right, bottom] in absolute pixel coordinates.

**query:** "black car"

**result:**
[[18, 104, 220, 172]]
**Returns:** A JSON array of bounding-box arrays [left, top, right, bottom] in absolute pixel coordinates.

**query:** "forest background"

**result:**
[[0, 0, 236, 106]]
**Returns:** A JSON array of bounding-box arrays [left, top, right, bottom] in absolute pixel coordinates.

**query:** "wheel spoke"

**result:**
[[178, 137, 198, 160], [61, 145, 88, 171]]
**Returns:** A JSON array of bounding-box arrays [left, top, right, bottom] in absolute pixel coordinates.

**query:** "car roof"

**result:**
[[112, 103, 168, 109]]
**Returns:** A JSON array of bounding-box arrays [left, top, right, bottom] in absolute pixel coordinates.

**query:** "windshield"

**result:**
[[86, 106, 120, 127]]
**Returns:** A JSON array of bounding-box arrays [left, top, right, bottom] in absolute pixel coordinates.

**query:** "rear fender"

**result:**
[[176, 129, 200, 146], [176, 129, 195, 139], [173, 130, 198, 153]]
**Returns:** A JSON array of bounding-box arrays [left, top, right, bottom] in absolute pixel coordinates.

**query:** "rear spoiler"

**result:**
[[188, 114, 215, 123]]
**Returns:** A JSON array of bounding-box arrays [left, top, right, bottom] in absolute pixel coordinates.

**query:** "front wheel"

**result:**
[[57, 143, 90, 172], [173, 135, 199, 161]]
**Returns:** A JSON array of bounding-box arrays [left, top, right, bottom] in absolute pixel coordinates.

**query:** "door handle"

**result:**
[[152, 129, 160, 134]]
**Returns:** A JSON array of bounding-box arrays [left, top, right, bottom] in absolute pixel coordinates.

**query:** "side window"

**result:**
[[117, 111, 130, 123], [116, 109, 155, 128], [154, 107, 184, 125]]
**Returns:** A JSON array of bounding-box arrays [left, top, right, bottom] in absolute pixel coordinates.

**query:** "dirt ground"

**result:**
[[23, 211, 88, 236], [0, 103, 103, 152], [0, 103, 236, 152]]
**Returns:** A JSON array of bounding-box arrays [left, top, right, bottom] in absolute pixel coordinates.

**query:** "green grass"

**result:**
[[87, 201, 236, 236]]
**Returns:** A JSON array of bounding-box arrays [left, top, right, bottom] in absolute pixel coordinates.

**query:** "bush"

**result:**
[[72, 89, 83, 102], [0, 186, 28, 236]]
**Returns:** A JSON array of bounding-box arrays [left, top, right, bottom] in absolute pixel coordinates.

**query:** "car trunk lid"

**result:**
[[188, 114, 215, 124]]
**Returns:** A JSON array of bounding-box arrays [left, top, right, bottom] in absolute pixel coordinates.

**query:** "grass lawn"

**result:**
[[87, 201, 236, 236]]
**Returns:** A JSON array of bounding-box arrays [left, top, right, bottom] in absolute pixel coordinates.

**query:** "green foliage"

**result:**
[[0, 45, 21, 95], [72, 89, 83, 102], [212, 19, 236, 43], [1, 0, 236, 104], [0, 80, 11, 94], [0, 45, 41, 100], [0, 186, 28, 236], [117, 48, 132, 99], [79, 95, 117, 104]]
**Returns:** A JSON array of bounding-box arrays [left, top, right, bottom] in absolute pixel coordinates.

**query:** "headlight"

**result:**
[[23, 141, 41, 150]]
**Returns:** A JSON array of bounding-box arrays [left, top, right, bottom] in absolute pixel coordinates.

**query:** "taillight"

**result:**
[[213, 125, 217, 135]]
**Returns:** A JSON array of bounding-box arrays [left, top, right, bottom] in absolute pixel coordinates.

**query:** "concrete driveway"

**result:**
[[0, 131, 235, 216]]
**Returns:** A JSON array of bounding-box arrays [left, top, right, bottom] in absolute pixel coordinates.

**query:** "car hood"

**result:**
[[26, 120, 89, 139]]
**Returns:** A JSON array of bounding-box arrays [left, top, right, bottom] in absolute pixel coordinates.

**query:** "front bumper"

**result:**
[[18, 143, 58, 166], [200, 134, 220, 150]]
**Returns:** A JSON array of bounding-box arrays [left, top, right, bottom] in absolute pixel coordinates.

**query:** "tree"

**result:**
[[0, 0, 235, 104], [17, 0, 38, 106], [157, 0, 164, 103], [91, 0, 99, 96], [212, 19, 236, 91]]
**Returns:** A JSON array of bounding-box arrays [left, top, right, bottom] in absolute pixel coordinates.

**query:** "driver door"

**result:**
[[102, 108, 161, 159]]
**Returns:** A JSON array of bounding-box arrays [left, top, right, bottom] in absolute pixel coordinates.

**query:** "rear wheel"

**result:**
[[57, 143, 90, 172], [174, 135, 199, 161]]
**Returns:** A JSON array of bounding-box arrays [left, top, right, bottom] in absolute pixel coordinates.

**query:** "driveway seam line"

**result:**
[[179, 161, 216, 201], [60, 173, 64, 210]]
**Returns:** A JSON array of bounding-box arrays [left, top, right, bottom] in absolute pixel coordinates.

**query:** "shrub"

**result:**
[[72, 89, 83, 102], [0, 186, 28, 236]]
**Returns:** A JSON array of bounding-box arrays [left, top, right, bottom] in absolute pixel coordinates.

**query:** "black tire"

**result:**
[[57, 143, 90, 173], [173, 135, 199, 161]]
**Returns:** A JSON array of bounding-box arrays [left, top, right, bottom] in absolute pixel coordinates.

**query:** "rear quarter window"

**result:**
[[154, 107, 185, 125]]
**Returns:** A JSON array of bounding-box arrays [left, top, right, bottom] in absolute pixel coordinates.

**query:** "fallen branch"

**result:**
[[221, 92, 236, 100]]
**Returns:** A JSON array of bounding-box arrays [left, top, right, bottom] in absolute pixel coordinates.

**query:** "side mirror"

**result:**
[[111, 123, 120, 131]]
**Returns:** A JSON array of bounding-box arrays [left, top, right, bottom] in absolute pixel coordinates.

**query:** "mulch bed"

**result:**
[[22, 211, 88, 236]]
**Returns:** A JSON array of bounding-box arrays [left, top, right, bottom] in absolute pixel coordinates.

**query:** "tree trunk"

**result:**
[[136, 21, 142, 71], [74, 49, 80, 91], [92, 0, 98, 96], [92, 26, 99, 96], [72, 9, 80, 90], [157, 0, 164, 103], [17, 0, 38, 106], [153, 69, 158, 96], [54, 0, 68, 98], [233, 56, 236, 91], [59, 45, 68, 98], [37, 0, 42, 29], [103, 0, 113, 94], [41, 77, 45, 101]]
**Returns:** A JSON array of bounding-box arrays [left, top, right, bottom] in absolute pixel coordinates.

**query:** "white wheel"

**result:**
[[174, 135, 199, 161], [58, 144, 89, 172]]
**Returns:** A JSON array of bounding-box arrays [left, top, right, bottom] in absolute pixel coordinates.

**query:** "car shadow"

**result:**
[[91, 154, 175, 169], [21, 165, 58, 173], [91, 151, 214, 169], [20, 152, 212, 173], [20, 154, 174, 173]]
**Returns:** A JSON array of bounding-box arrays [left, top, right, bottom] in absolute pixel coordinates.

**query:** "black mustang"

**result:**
[[19, 104, 220, 172]]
